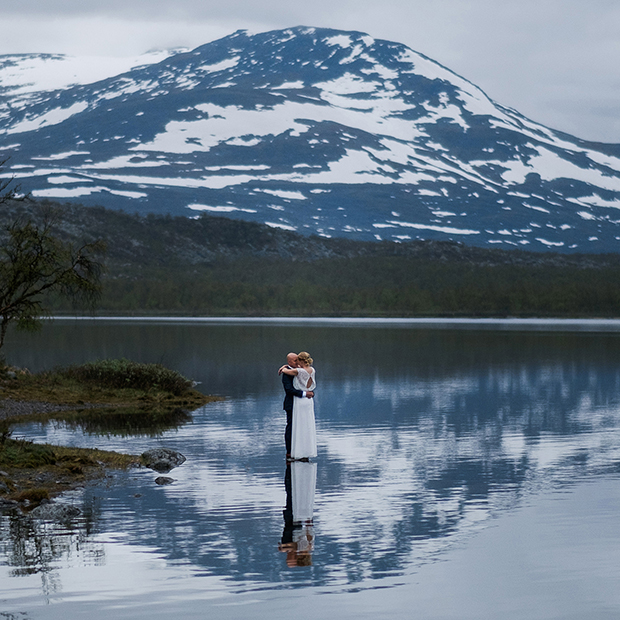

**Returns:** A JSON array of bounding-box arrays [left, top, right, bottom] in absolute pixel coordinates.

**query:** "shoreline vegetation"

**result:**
[[0, 359, 219, 514]]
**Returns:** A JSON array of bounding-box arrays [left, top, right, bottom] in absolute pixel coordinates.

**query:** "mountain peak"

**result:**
[[1, 27, 620, 253]]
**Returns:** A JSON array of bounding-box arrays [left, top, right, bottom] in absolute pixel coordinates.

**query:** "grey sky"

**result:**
[[2, 0, 619, 143]]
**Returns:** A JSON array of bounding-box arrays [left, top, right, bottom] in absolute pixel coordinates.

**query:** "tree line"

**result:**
[[46, 257, 620, 317]]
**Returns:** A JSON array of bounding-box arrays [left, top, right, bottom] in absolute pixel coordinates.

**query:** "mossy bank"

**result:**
[[0, 359, 220, 513]]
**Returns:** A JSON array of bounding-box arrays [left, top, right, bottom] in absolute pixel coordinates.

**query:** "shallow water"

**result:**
[[2, 320, 620, 618]]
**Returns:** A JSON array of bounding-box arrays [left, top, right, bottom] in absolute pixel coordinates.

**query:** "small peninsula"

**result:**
[[0, 359, 218, 513]]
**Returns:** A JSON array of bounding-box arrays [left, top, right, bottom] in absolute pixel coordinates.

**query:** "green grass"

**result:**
[[0, 436, 143, 506], [0, 437, 140, 470], [1, 358, 216, 409], [0, 437, 57, 468], [60, 358, 194, 396]]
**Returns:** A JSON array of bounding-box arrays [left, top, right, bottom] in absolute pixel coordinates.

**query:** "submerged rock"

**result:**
[[141, 448, 186, 473], [30, 503, 81, 522], [155, 476, 174, 485]]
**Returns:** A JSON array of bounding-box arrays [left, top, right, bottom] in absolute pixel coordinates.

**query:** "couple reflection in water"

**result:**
[[279, 460, 317, 567], [278, 351, 318, 566]]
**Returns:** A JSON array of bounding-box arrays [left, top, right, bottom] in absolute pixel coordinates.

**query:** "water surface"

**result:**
[[1, 320, 620, 619]]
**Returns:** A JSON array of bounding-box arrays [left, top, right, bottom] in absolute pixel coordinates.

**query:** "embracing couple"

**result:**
[[279, 351, 317, 462]]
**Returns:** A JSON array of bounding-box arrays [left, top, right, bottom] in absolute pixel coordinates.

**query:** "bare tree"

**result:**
[[0, 156, 23, 207], [0, 162, 105, 350]]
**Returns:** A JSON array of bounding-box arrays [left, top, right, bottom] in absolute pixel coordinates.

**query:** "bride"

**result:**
[[279, 352, 317, 460]]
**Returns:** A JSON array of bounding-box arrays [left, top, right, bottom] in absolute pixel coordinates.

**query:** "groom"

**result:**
[[282, 352, 314, 460]]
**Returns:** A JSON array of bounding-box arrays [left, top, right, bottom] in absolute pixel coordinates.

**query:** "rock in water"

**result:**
[[30, 503, 81, 522], [141, 448, 186, 472], [155, 476, 174, 485]]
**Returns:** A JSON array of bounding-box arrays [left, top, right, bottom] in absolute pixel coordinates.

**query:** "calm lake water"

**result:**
[[2, 319, 620, 619]]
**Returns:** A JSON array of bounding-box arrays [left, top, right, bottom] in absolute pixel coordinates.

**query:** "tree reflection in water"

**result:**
[[46, 406, 194, 437], [0, 502, 103, 597]]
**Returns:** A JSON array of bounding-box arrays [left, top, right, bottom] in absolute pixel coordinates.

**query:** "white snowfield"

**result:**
[[0, 50, 177, 96]]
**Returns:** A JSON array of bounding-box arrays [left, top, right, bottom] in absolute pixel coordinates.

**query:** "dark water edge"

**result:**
[[50, 316, 620, 331]]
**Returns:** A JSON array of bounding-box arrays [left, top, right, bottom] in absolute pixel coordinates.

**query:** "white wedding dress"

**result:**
[[292, 460, 317, 522], [291, 367, 317, 459], [292, 461, 316, 556]]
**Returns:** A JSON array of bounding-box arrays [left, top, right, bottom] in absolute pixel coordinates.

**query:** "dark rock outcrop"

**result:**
[[142, 448, 186, 473]]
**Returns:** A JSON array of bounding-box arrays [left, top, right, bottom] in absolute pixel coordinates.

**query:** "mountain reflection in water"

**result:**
[[2, 322, 620, 606]]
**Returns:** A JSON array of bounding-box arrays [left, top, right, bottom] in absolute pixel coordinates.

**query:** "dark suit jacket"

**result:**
[[282, 370, 304, 411]]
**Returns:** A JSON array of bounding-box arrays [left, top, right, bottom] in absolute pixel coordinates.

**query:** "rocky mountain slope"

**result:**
[[2, 200, 616, 271], [2, 27, 620, 253]]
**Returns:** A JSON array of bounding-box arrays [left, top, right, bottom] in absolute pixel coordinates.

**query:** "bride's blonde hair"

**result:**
[[297, 351, 313, 366]]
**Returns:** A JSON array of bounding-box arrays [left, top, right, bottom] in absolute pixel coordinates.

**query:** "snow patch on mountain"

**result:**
[[33, 185, 147, 199], [500, 145, 620, 191], [257, 189, 307, 200], [7, 101, 88, 134], [187, 203, 257, 213], [0, 50, 177, 95]]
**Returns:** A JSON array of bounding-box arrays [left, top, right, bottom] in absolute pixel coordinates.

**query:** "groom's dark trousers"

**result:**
[[282, 371, 304, 455]]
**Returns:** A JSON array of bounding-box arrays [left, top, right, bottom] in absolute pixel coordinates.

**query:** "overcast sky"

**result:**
[[2, 0, 619, 144]]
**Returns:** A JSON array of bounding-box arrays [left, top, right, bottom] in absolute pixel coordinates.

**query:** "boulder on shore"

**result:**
[[141, 448, 186, 473]]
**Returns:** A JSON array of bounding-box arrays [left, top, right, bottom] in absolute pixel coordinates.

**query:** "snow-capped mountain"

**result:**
[[2, 27, 620, 253]]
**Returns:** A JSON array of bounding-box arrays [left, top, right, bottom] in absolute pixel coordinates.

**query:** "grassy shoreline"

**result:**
[[0, 359, 219, 513]]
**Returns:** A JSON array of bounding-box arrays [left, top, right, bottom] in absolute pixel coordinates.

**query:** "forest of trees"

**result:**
[[5, 198, 620, 318], [71, 258, 620, 317]]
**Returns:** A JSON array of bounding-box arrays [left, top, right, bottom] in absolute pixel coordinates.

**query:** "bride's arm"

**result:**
[[278, 365, 298, 376]]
